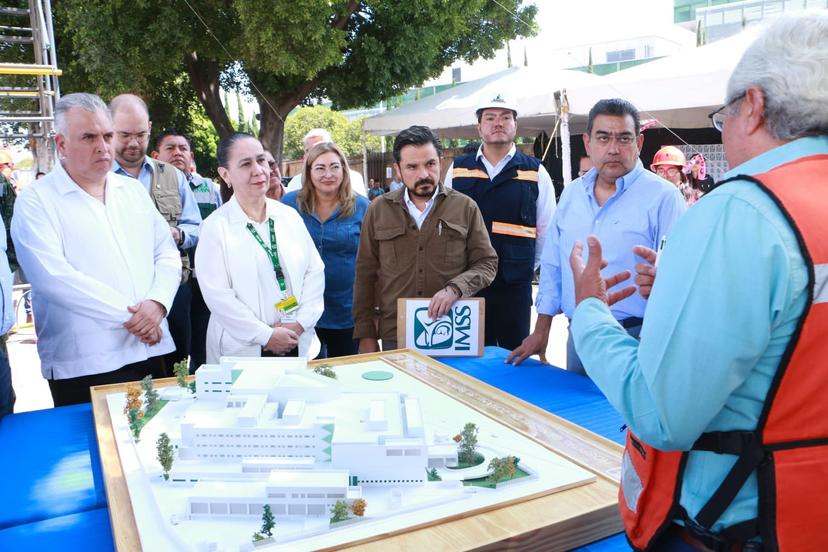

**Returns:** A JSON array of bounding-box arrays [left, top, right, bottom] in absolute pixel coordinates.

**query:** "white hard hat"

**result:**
[[475, 93, 517, 118]]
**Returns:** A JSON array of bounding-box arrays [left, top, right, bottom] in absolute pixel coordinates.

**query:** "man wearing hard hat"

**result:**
[[443, 94, 557, 350]]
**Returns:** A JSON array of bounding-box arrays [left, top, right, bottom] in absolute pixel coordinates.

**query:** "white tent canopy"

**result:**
[[566, 26, 763, 129], [364, 26, 764, 140], [362, 65, 601, 139]]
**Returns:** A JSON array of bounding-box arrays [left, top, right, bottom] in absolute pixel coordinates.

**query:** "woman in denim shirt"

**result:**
[[283, 142, 369, 358]]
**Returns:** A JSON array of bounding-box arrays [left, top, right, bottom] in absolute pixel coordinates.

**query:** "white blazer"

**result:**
[[195, 197, 325, 363]]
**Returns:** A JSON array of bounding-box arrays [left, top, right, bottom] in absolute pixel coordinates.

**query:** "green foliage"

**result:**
[[283, 106, 380, 160], [261, 504, 275, 536], [313, 364, 337, 380], [156, 432, 174, 480], [252, 532, 265, 542], [173, 360, 189, 388], [58, 0, 537, 158], [486, 455, 517, 486], [188, 381, 197, 395], [458, 422, 479, 464], [330, 499, 350, 523], [127, 408, 142, 441], [427, 467, 442, 481], [141, 375, 158, 410]]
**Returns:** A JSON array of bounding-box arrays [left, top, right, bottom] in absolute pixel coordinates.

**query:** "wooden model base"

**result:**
[[91, 350, 623, 551]]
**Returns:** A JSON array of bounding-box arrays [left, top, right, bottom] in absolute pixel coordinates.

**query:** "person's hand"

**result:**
[[170, 226, 181, 245], [124, 300, 167, 341], [139, 325, 162, 346], [570, 236, 636, 306], [505, 315, 553, 365], [632, 245, 658, 300], [427, 286, 460, 321], [275, 321, 304, 337], [265, 327, 299, 354], [359, 338, 380, 354]]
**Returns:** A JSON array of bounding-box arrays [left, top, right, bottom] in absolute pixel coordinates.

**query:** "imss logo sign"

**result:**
[[413, 305, 472, 351], [399, 297, 484, 357]]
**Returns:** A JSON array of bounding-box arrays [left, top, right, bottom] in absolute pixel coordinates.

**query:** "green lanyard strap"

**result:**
[[246, 219, 288, 293]]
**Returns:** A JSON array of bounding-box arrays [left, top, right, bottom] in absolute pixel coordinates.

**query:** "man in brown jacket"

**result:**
[[354, 126, 498, 352]]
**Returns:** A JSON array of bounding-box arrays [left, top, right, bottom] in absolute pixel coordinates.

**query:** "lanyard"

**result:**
[[246, 219, 287, 293]]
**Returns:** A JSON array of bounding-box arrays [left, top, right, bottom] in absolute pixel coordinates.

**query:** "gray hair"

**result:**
[[727, 12, 828, 140], [54, 93, 110, 135], [302, 128, 332, 150]]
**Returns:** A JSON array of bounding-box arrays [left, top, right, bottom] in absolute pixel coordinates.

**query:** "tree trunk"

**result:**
[[256, 79, 318, 163], [183, 52, 234, 139], [258, 97, 287, 163]]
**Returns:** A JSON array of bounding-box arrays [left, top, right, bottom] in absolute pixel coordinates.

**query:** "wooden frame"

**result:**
[[396, 298, 486, 356], [91, 350, 623, 551]]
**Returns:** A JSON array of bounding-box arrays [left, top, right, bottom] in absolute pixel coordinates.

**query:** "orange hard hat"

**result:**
[[650, 146, 686, 171]]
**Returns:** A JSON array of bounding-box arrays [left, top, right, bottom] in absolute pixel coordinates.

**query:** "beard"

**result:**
[[118, 145, 146, 165], [409, 177, 436, 198]]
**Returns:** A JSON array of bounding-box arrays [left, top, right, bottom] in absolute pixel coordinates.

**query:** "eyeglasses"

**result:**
[[654, 166, 680, 177], [116, 131, 150, 143], [708, 92, 746, 132], [311, 164, 342, 176]]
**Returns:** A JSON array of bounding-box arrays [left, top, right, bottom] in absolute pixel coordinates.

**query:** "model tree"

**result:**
[[428, 467, 442, 481], [124, 383, 143, 414], [127, 407, 143, 441], [313, 365, 337, 379], [173, 360, 189, 388], [261, 504, 275, 537], [457, 422, 479, 464], [141, 375, 158, 411], [487, 456, 517, 486], [330, 500, 349, 523], [350, 498, 367, 517], [156, 432, 174, 480]]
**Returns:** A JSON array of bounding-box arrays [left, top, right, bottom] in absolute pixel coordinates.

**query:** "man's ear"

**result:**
[[150, 151, 160, 160], [742, 86, 766, 136], [582, 133, 591, 157]]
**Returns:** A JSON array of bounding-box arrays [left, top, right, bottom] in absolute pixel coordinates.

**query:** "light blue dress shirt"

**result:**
[[0, 214, 14, 334], [536, 159, 685, 320], [113, 156, 202, 249], [571, 136, 827, 531], [282, 192, 369, 329]]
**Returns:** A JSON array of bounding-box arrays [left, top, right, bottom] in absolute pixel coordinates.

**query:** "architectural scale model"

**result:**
[[105, 356, 596, 551]]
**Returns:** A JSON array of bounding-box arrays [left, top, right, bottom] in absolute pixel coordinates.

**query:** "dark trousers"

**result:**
[[566, 318, 643, 376], [164, 282, 192, 375], [0, 337, 14, 418], [261, 347, 298, 358], [315, 327, 358, 359], [48, 356, 166, 407], [479, 282, 532, 351], [188, 277, 210, 374]]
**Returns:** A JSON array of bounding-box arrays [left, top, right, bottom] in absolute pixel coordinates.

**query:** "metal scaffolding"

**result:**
[[0, 0, 61, 172]]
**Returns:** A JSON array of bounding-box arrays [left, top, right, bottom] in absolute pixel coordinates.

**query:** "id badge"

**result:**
[[275, 296, 300, 322]]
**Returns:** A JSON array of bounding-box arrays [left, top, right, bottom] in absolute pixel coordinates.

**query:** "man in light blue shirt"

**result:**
[[111, 94, 202, 372], [507, 98, 685, 373], [569, 14, 827, 548], [0, 214, 15, 418]]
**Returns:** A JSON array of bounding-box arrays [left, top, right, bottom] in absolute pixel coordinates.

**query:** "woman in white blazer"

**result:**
[[195, 133, 325, 363]]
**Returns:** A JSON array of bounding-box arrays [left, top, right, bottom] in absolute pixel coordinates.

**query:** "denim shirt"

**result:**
[[282, 192, 369, 329]]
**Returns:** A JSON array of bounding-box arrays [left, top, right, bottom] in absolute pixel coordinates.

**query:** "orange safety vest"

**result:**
[[619, 154, 828, 552]]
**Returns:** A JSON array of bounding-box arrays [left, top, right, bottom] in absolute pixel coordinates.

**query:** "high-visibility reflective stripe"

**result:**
[[621, 450, 642, 513], [815, 263, 828, 305], [492, 221, 537, 238], [515, 170, 539, 182], [452, 168, 489, 179]]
